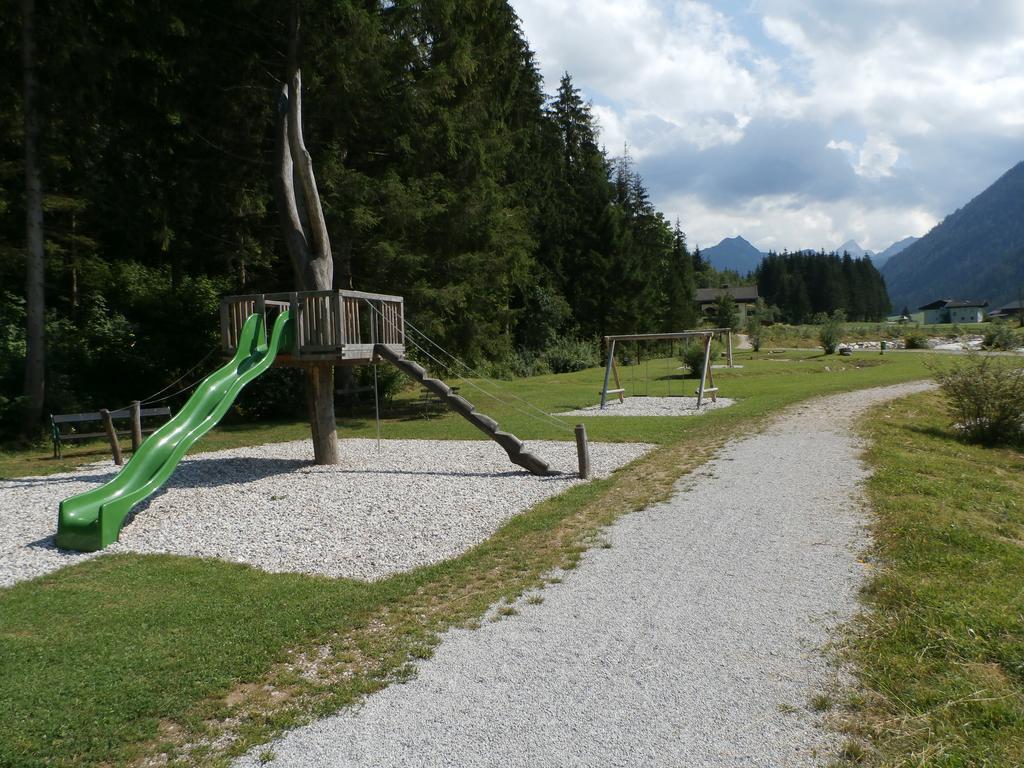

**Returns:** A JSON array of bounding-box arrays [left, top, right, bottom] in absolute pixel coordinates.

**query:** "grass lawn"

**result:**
[[836, 390, 1024, 766], [0, 349, 938, 767]]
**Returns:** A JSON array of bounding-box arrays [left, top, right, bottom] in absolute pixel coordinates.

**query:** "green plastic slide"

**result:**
[[57, 311, 293, 552]]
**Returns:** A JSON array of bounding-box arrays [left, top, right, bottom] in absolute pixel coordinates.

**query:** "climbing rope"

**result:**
[[403, 322, 575, 431], [139, 344, 221, 405], [397, 326, 575, 434], [362, 300, 575, 433], [103, 342, 222, 414]]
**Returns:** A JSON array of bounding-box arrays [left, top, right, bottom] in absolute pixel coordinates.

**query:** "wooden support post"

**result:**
[[100, 408, 123, 466], [727, 331, 734, 368], [600, 338, 617, 409], [697, 335, 712, 408], [575, 423, 591, 480], [706, 360, 717, 403], [289, 292, 300, 356], [130, 400, 143, 453], [611, 357, 624, 403]]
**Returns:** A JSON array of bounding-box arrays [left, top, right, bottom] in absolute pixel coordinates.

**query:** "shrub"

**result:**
[[744, 315, 763, 352], [713, 295, 740, 330], [232, 366, 308, 420], [355, 363, 407, 405], [542, 337, 597, 374], [680, 340, 722, 378], [496, 349, 552, 379], [931, 353, 1024, 447], [904, 331, 929, 349], [983, 322, 1020, 351], [818, 309, 846, 354]]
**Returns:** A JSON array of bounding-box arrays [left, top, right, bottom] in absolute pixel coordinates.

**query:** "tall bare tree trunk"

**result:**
[[274, 5, 338, 464], [21, 0, 45, 441]]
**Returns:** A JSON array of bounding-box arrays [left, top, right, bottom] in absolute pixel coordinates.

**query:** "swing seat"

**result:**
[[601, 388, 625, 395]]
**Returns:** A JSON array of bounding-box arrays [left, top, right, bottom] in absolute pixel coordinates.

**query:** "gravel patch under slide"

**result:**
[[557, 395, 735, 417], [235, 381, 934, 768], [0, 439, 652, 588]]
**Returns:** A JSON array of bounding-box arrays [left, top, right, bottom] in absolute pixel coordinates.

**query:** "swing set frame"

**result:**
[[599, 330, 730, 410]]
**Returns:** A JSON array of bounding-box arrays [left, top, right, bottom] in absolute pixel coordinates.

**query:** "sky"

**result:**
[[509, 0, 1024, 253]]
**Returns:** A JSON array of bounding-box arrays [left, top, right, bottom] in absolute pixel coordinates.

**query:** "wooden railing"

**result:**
[[220, 290, 404, 363]]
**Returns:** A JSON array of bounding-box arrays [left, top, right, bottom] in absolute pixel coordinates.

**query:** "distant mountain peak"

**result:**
[[837, 239, 874, 258], [703, 236, 765, 275]]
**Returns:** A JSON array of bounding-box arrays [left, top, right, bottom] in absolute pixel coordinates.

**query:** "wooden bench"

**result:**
[[51, 406, 173, 459]]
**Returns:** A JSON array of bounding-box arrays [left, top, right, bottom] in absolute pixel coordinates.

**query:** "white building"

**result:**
[[917, 299, 989, 324]]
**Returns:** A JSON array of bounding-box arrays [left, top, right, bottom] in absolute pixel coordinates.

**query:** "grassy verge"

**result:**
[[837, 390, 1024, 765], [0, 350, 936, 766]]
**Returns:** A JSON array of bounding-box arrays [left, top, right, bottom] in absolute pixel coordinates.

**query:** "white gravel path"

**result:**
[[235, 380, 935, 768], [558, 395, 736, 417], [0, 439, 652, 588]]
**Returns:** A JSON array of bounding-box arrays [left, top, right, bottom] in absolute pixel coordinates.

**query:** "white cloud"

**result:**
[[854, 134, 901, 179], [514, 0, 790, 154], [826, 139, 855, 153], [664, 192, 938, 253], [759, 4, 1024, 138], [510, 0, 1024, 247]]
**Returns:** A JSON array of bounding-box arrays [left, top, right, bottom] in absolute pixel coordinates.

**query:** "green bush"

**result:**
[[744, 315, 763, 352], [904, 331, 929, 349], [356, 364, 408, 405], [232, 367, 308, 420], [490, 349, 552, 379], [931, 353, 1024, 447], [983, 323, 1020, 351], [712, 295, 740, 330], [542, 337, 597, 374], [818, 309, 846, 354], [680, 340, 722, 378]]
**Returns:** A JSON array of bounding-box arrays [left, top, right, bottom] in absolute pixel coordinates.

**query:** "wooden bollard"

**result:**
[[130, 400, 143, 453], [575, 423, 591, 480], [100, 408, 123, 466]]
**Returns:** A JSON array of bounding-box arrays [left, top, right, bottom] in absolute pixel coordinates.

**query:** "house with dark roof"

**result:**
[[917, 299, 989, 325], [695, 284, 759, 320], [987, 300, 1024, 322]]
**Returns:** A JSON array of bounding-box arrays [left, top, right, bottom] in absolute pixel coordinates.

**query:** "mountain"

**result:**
[[872, 236, 918, 268], [836, 239, 874, 259], [702, 236, 764, 274], [882, 161, 1024, 313]]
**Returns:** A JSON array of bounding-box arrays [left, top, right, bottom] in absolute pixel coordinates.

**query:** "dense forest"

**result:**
[[756, 251, 890, 323], [1, 0, 700, 441]]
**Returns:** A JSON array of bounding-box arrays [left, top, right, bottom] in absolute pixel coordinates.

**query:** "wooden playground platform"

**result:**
[[220, 290, 405, 366]]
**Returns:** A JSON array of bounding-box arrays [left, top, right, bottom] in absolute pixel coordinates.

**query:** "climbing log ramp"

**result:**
[[374, 344, 553, 477]]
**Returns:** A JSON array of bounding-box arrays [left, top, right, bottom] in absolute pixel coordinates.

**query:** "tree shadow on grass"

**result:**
[[904, 424, 958, 442]]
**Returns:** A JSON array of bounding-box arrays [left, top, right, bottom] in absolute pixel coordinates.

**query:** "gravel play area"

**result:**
[[557, 395, 735, 417], [236, 381, 934, 768], [0, 438, 652, 588]]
